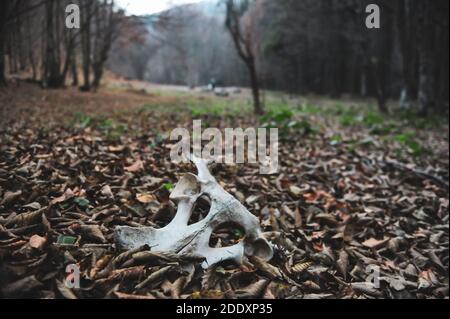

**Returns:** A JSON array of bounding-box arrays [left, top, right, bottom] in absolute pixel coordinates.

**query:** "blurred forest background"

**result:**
[[0, 0, 449, 115]]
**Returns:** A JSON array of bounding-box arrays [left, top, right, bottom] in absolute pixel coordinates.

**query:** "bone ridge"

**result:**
[[115, 156, 273, 268]]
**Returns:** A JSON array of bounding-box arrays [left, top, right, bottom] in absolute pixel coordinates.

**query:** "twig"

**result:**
[[384, 160, 449, 190]]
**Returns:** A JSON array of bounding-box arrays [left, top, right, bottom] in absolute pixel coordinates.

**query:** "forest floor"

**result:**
[[0, 80, 448, 299]]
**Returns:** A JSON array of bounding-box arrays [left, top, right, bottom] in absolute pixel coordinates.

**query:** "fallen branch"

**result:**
[[384, 160, 449, 190]]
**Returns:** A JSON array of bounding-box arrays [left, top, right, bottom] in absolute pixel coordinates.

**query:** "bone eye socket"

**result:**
[[209, 222, 246, 248], [153, 204, 177, 228], [245, 237, 273, 260], [188, 194, 211, 225]]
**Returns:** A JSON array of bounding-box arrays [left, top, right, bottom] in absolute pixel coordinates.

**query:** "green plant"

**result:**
[[99, 118, 115, 130], [261, 107, 316, 136], [164, 183, 174, 191], [298, 104, 321, 115], [330, 134, 343, 146], [395, 133, 428, 156], [73, 112, 92, 128], [363, 111, 384, 126], [340, 114, 359, 127]]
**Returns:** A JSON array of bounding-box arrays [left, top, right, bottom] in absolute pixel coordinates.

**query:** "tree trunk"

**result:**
[[80, 0, 92, 91], [436, 13, 449, 112], [0, 1, 8, 86], [370, 58, 388, 114], [369, 1, 394, 114], [248, 59, 262, 115], [45, 0, 65, 88], [0, 30, 6, 86], [26, 13, 37, 81], [225, 0, 264, 115], [397, 0, 418, 109], [71, 54, 79, 86], [92, 0, 116, 90], [417, 1, 436, 116]]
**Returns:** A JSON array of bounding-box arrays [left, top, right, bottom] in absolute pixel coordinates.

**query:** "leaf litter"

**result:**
[[0, 89, 448, 299]]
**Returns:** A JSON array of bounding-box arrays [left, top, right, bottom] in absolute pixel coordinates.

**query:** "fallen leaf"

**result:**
[[136, 193, 156, 204], [29, 235, 47, 250], [101, 185, 114, 199], [289, 186, 302, 198], [125, 159, 144, 173], [362, 237, 390, 249], [1, 190, 22, 206]]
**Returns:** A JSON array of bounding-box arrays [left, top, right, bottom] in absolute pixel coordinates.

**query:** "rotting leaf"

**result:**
[[56, 280, 78, 299], [136, 193, 156, 204], [57, 235, 78, 245], [1, 190, 22, 206], [29, 235, 47, 251], [1, 275, 43, 298], [74, 197, 90, 208], [362, 237, 390, 249], [125, 159, 144, 173], [0, 85, 448, 300]]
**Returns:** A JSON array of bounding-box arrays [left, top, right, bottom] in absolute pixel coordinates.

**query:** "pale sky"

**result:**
[[116, 0, 203, 15]]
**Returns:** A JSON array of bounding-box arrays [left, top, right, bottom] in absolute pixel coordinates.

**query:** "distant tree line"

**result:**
[[2, 0, 447, 116], [107, 4, 249, 88], [122, 0, 448, 115], [0, 0, 122, 91], [256, 0, 449, 115]]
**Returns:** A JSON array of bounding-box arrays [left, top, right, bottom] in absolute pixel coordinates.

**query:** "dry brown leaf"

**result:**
[[249, 256, 283, 279], [294, 207, 303, 228], [6, 208, 47, 227], [337, 250, 349, 281], [1, 190, 22, 206], [135, 266, 172, 289], [289, 186, 302, 198], [114, 292, 155, 299], [50, 188, 75, 205], [291, 261, 313, 274], [90, 255, 113, 279], [236, 279, 269, 299], [100, 185, 114, 199], [108, 145, 126, 153], [125, 159, 144, 173], [29, 235, 47, 250], [362, 237, 390, 249], [56, 280, 78, 299], [108, 266, 146, 283], [136, 193, 156, 204], [71, 224, 106, 243]]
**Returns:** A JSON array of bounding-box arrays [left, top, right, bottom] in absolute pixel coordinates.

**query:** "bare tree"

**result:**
[[43, 0, 63, 88], [92, 0, 119, 89], [80, 0, 93, 91], [0, 1, 12, 86], [225, 0, 263, 115], [417, 0, 437, 116], [396, 0, 418, 109]]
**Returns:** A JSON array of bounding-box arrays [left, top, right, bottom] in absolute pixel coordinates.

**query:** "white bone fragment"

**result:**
[[115, 156, 273, 268]]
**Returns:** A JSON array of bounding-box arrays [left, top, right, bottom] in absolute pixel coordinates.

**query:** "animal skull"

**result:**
[[115, 156, 273, 268]]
